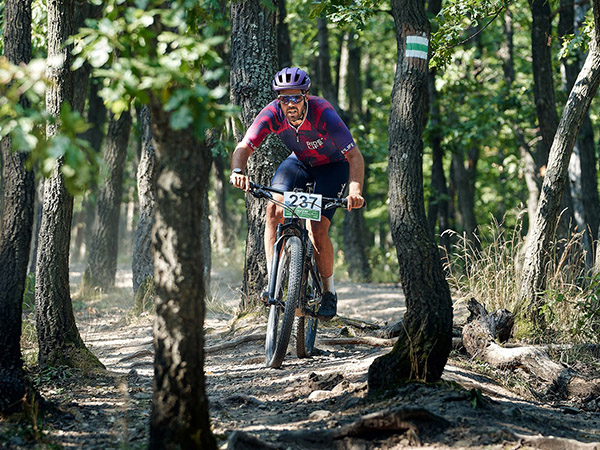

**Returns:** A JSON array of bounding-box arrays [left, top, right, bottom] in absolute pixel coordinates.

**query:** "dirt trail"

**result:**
[[4, 266, 600, 449]]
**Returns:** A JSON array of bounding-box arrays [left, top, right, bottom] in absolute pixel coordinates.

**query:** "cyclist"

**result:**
[[230, 67, 365, 321]]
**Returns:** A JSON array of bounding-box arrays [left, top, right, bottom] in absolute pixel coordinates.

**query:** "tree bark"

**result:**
[[84, 110, 132, 290], [230, 0, 288, 308], [132, 106, 156, 299], [148, 101, 216, 450], [0, 0, 35, 414], [368, 0, 453, 390], [35, 0, 103, 370], [520, 2, 600, 332]]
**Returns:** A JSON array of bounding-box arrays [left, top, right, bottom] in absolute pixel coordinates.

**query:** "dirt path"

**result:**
[[4, 267, 600, 449]]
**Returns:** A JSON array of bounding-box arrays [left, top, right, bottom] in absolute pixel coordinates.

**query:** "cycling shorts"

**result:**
[[271, 154, 349, 222]]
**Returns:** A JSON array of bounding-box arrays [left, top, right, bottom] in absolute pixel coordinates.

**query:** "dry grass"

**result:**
[[445, 215, 600, 344]]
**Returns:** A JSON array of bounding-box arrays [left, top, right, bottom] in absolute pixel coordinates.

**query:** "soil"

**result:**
[[2, 266, 600, 449]]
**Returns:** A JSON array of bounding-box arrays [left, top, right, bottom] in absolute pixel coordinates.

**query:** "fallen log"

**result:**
[[462, 298, 600, 402]]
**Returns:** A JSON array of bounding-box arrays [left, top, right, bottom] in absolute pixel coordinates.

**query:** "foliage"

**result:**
[[72, 0, 236, 140], [430, 0, 509, 68], [0, 57, 100, 194]]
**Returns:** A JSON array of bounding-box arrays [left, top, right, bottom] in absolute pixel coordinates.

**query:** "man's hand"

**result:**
[[230, 172, 249, 191], [346, 192, 365, 211]]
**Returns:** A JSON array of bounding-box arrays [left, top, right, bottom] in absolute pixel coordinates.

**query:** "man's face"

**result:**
[[278, 89, 306, 123]]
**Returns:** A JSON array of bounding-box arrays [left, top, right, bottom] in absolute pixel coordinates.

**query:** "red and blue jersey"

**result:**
[[242, 96, 356, 167]]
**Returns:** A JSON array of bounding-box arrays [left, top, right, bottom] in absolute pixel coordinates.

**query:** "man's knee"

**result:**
[[266, 202, 282, 223]]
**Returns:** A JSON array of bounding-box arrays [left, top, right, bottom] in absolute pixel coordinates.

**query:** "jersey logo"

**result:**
[[306, 138, 324, 150]]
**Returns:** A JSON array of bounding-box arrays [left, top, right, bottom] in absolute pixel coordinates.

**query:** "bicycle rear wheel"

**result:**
[[265, 236, 303, 368], [296, 243, 321, 358]]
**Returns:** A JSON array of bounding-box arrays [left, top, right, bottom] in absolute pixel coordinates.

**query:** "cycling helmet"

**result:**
[[272, 67, 311, 92]]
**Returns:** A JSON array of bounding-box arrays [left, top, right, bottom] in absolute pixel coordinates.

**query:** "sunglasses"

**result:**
[[278, 94, 304, 105]]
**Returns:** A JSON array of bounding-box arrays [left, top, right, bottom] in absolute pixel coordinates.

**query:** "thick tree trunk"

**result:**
[[230, 0, 288, 308], [132, 106, 156, 301], [368, 0, 453, 390], [84, 110, 132, 290], [0, 0, 35, 413], [520, 17, 600, 332], [35, 0, 103, 370], [148, 103, 216, 450]]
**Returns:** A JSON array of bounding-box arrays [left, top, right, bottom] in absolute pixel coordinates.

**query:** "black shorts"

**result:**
[[271, 154, 349, 222]]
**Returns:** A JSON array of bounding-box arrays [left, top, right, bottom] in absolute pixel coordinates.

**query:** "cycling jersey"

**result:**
[[242, 96, 356, 167]]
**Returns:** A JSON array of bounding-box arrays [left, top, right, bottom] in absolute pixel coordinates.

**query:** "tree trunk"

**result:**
[[317, 18, 341, 111], [211, 152, 234, 253], [230, 0, 288, 308], [35, 0, 103, 370], [529, 0, 574, 240], [77, 78, 107, 263], [0, 0, 35, 414], [368, 0, 453, 390], [341, 28, 371, 283], [148, 102, 216, 450], [84, 110, 132, 290], [276, 0, 292, 68], [560, 0, 599, 268], [451, 147, 479, 248], [520, 9, 600, 332], [132, 106, 156, 300]]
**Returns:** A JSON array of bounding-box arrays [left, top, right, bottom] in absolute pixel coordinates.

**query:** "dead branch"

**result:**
[[205, 333, 265, 354], [319, 336, 397, 347]]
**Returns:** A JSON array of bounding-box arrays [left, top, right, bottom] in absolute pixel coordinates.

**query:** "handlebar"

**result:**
[[247, 181, 349, 211]]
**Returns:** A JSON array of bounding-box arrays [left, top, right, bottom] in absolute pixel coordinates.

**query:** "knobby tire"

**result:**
[[265, 236, 303, 368], [296, 242, 320, 358]]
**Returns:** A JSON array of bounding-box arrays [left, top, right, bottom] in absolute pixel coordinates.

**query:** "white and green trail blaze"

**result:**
[[405, 36, 429, 60]]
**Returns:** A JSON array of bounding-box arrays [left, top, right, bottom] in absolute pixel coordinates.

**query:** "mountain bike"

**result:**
[[247, 181, 349, 369]]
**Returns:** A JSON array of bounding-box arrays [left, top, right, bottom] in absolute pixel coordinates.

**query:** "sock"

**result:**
[[322, 274, 335, 294]]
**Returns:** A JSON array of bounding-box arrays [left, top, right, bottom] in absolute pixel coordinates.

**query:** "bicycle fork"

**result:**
[[265, 223, 297, 307]]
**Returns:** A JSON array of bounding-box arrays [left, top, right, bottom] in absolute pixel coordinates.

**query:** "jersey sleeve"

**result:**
[[242, 102, 279, 152]]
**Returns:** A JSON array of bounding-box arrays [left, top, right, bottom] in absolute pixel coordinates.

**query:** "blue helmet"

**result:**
[[272, 67, 311, 92]]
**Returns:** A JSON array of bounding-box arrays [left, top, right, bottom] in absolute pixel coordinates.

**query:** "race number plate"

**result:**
[[283, 191, 322, 221]]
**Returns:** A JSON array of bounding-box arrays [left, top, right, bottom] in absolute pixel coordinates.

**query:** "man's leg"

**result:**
[[308, 218, 334, 281], [308, 218, 338, 320]]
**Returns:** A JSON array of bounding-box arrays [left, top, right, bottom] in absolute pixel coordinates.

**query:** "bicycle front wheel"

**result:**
[[296, 243, 321, 358], [265, 236, 303, 368]]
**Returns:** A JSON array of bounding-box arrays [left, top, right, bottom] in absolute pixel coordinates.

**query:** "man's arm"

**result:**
[[230, 143, 253, 191], [345, 147, 365, 210]]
